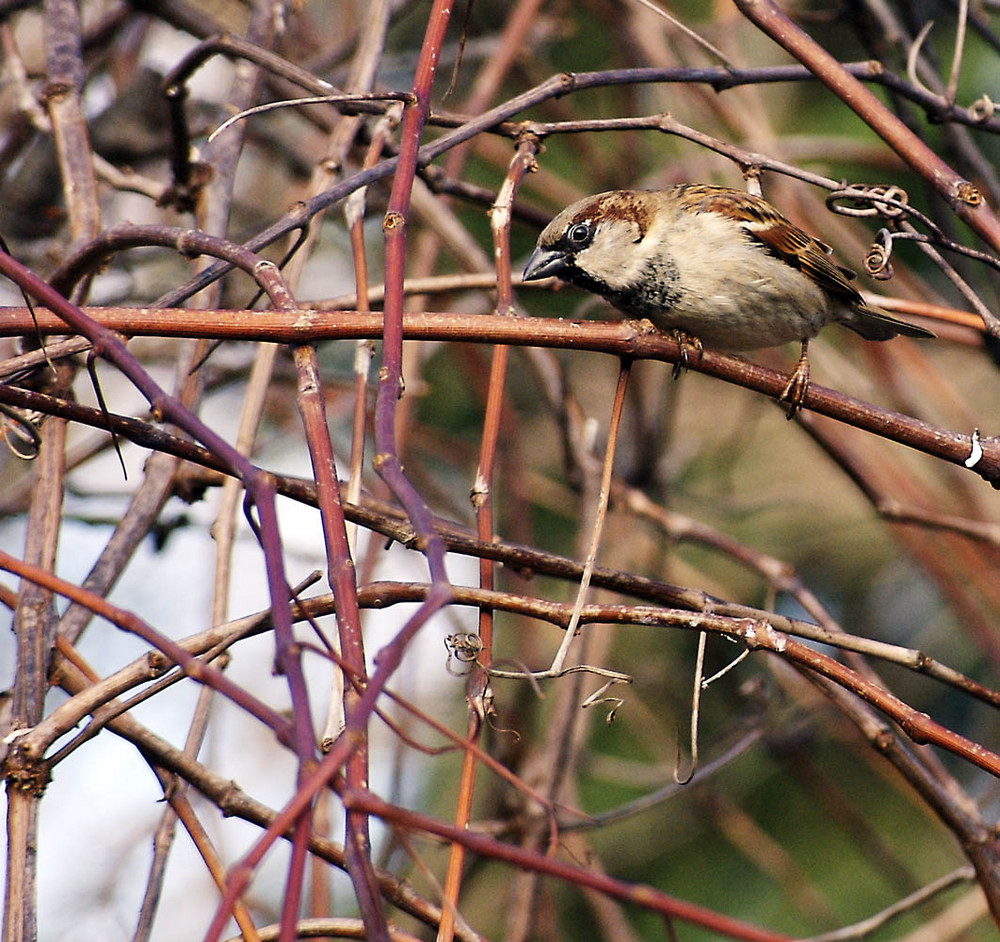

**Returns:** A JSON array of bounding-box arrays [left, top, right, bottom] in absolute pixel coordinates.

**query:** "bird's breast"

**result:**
[[629, 213, 834, 349]]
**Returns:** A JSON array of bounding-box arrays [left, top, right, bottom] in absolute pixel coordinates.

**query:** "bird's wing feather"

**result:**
[[688, 189, 935, 340], [693, 189, 866, 306]]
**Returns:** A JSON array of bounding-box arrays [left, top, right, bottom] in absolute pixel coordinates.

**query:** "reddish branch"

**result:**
[[3, 306, 995, 486], [5, 4, 1000, 937], [734, 0, 1000, 265]]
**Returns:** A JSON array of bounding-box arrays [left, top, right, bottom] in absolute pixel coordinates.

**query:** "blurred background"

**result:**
[[2, 1, 1000, 939]]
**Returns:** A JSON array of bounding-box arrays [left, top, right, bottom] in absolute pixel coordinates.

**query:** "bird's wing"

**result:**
[[696, 189, 866, 306]]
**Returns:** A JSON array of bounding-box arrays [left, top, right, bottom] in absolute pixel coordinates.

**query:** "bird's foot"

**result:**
[[779, 342, 810, 418], [669, 330, 704, 379]]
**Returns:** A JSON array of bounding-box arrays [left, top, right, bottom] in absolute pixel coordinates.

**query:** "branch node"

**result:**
[[956, 181, 982, 206]]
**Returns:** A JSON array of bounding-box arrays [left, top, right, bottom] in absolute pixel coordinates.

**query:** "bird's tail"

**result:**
[[844, 305, 936, 341]]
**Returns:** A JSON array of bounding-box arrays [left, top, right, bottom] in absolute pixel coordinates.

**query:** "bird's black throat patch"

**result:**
[[560, 253, 681, 318]]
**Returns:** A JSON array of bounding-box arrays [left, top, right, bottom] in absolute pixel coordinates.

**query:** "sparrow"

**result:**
[[522, 184, 934, 412]]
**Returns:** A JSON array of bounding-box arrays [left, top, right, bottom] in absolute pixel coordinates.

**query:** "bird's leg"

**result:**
[[779, 340, 811, 417], [670, 329, 704, 379]]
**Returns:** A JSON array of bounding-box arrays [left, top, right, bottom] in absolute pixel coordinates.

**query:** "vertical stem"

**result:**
[[42, 0, 100, 249], [3, 0, 95, 932], [438, 136, 539, 942], [293, 344, 386, 940], [374, 0, 454, 585], [3, 420, 65, 942]]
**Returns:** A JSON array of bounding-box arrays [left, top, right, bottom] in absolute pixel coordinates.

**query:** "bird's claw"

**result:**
[[670, 330, 703, 379], [779, 345, 811, 418]]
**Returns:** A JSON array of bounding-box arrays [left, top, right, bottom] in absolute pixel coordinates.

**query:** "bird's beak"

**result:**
[[522, 247, 568, 282]]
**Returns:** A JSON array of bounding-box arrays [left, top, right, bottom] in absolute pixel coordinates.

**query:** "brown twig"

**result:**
[[3, 308, 994, 484], [734, 0, 1000, 266], [438, 133, 542, 942], [340, 786, 794, 942]]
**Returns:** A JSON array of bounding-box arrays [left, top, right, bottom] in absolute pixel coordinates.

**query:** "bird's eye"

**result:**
[[567, 221, 592, 246]]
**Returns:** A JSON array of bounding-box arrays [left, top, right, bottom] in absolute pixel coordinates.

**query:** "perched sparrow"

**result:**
[[522, 184, 934, 411]]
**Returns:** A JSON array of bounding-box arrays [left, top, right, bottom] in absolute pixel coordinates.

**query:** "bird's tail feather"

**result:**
[[845, 305, 935, 341]]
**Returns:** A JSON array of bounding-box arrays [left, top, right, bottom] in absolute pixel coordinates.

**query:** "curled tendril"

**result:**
[[826, 184, 909, 219], [444, 632, 483, 674], [968, 94, 995, 123], [1, 405, 43, 459], [865, 229, 895, 280], [581, 677, 630, 725]]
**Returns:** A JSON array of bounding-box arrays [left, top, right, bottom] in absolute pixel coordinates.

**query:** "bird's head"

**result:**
[[522, 190, 658, 300]]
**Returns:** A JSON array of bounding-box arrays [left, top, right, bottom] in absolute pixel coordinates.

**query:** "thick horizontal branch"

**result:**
[[27, 575, 1000, 756], [1, 306, 995, 485], [349, 585, 1000, 779]]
